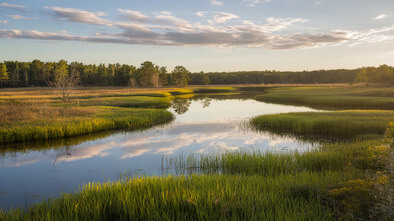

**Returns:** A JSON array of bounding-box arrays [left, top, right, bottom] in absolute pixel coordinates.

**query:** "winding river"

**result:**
[[0, 93, 317, 210]]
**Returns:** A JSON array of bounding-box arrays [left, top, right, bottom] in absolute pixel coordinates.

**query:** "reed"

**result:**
[[250, 110, 393, 139], [2, 127, 392, 220], [1, 172, 355, 220], [164, 140, 381, 176]]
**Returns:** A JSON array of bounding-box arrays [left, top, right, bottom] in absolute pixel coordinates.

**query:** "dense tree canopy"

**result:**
[[0, 63, 8, 88], [1, 59, 387, 88], [355, 65, 394, 86]]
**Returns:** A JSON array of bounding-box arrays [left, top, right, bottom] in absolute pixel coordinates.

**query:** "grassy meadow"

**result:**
[[0, 85, 393, 220]]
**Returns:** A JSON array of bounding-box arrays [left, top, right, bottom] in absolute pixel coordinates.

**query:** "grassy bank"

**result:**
[[2, 128, 392, 220], [0, 104, 173, 144], [78, 96, 172, 108], [250, 110, 393, 139], [254, 86, 394, 110]]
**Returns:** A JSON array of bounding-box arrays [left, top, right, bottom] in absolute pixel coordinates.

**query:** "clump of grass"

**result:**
[[0, 107, 173, 144], [164, 140, 379, 176], [250, 110, 393, 139], [193, 87, 236, 93], [78, 96, 172, 109], [254, 86, 394, 110]]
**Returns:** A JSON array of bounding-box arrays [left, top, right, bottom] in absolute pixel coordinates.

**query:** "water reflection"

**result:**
[[171, 98, 191, 114], [0, 92, 318, 210]]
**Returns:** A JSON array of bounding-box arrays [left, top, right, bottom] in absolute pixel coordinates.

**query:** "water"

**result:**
[[0, 93, 317, 210]]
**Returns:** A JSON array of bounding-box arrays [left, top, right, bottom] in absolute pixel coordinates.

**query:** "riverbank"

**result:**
[[1, 124, 392, 220]]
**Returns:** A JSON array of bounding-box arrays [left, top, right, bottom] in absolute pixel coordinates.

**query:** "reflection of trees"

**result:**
[[201, 98, 212, 108], [171, 98, 191, 114]]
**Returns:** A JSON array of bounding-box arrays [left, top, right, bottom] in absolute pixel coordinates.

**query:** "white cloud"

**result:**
[[2, 7, 391, 50], [374, 14, 387, 20], [154, 11, 194, 32], [0, 3, 26, 11], [243, 0, 272, 7], [210, 0, 224, 5], [118, 9, 149, 22], [213, 12, 239, 24], [345, 26, 394, 46], [0, 20, 8, 24], [44, 6, 113, 27], [197, 11, 239, 24], [7, 15, 31, 20], [262, 17, 308, 32]]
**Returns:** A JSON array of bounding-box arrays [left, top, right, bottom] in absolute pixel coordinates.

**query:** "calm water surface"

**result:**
[[0, 93, 317, 210]]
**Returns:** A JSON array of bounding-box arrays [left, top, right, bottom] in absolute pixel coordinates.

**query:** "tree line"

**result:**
[[0, 60, 392, 88]]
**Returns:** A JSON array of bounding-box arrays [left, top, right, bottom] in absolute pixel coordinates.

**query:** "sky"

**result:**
[[0, 0, 393, 72]]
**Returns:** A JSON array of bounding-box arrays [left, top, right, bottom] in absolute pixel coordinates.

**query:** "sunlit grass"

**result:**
[[254, 87, 394, 110], [0, 106, 173, 144], [3, 135, 392, 220], [78, 96, 172, 108], [193, 87, 237, 93], [250, 110, 393, 139], [1, 172, 348, 220]]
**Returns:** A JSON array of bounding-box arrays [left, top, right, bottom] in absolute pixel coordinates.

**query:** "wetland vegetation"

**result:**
[[0, 84, 393, 220]]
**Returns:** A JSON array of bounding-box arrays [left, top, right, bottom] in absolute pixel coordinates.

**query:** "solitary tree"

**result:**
[[0, 63, 8, 88], [45, 60, 79, 102]]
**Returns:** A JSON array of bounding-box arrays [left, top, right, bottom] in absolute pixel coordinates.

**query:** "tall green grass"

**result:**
[[2, 128, 392, 220], [164, 140, 380, 176], [2, 172, 356, 220], [0, 107, 173, 144], [250, 110, 393, 139], [254, 87, 394, 110], [78, 96, 172, 108]]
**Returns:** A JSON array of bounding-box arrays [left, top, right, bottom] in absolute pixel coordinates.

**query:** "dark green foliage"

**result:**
[[2, 59, 380, 88], [190, 69, 358, 85], [355, 65, 394, 86]]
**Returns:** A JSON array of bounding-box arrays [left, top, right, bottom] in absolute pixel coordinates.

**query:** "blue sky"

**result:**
[[0, 0, 393, 72]]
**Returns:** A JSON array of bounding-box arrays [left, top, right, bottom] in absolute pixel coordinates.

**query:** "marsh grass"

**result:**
[[1, 172, 354, 220], [193, 87, 237, 93], [164, 140, 381, 176], [0, 106, 173, 144], [1, 127, 392, 220], [78, 96, 172, 108], [254, 87, 394, 110], [250, 110, 393, 139], [168, 89, 194, 95]]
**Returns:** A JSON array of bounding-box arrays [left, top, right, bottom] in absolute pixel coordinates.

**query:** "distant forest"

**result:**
[[0, 60, 392, 88]]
